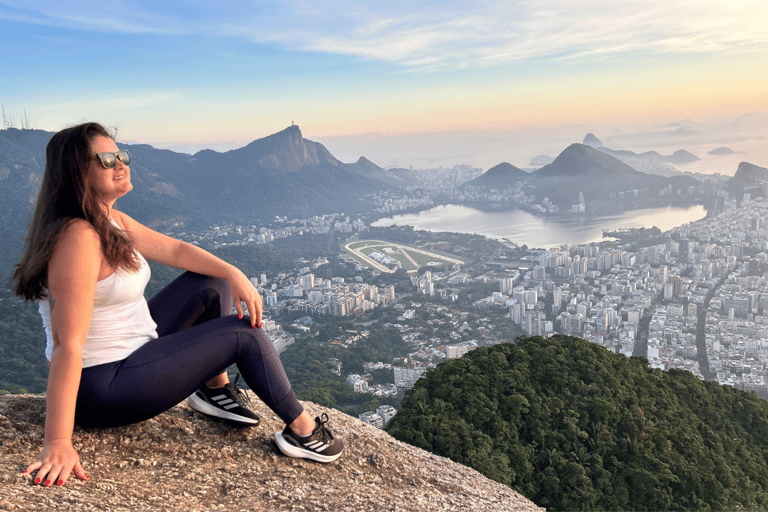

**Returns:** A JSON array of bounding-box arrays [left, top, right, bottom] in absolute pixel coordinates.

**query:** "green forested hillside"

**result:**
[[387, 335, 768, 511], [0, 284, 47, 394]]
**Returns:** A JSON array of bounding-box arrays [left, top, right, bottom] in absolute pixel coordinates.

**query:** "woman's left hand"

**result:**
[[228, 268, 262, 328]]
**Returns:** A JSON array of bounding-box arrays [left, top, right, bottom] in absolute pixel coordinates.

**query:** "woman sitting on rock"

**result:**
[[12, 122, 343, 487]]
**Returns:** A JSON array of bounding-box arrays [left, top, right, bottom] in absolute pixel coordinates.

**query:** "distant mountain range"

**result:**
[[466, 143, 703, 208], [581, 133, 699, 177], [0, 125, 401, 274], [2, 125, 765, 275], [0, 128, 51, 278], [1, 124, 400, 224], [119, 125, 403, 227]]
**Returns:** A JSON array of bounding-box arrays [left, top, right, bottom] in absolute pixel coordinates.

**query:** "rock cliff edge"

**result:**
[[0, 394, 544, 511]]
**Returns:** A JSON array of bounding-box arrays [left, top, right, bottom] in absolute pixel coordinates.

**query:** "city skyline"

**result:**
[[1, 0, 767, 172]]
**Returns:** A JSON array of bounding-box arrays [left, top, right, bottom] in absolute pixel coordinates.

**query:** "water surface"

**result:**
[[372, 204, 706, 249]]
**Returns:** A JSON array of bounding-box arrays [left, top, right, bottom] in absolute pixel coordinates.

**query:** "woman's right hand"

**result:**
[[23, 439, 88, 486]]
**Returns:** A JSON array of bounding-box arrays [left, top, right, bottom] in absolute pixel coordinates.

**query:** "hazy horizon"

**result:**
[[1, 1, 766, 174], [132, 113, 768, 177]]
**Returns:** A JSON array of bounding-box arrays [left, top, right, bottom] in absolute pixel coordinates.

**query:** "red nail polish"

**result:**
[[238, 313, 243, 319], [35, 478, 41, 484], [57, 480, 63, 486], [22, 470, 27, 474], [45, 480, 51, 486]]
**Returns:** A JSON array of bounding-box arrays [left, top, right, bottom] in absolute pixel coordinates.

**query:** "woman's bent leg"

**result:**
[[75, 316, 303, 428], [148, 271, 242, 391], [148, 271, 233, 335]]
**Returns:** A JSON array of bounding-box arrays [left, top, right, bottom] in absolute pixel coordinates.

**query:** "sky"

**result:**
[[1, 0, 767, 173]]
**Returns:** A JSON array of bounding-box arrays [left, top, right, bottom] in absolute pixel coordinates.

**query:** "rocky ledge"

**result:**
[[0, 394, 544, 511]]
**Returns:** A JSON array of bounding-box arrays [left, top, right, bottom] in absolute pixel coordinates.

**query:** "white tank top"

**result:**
[[39, 229, 158, 368]]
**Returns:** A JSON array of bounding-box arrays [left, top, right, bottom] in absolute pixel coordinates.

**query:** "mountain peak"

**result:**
[[465, 162, 527, 189], [239, 125, 338, 172], [2, 394, 543, 512], [280, 123, 302, 139], [583, 133, 603, 148], [736, 161, 768, 175], [526, 143, 655, 206], [727, 161, 768, 194]]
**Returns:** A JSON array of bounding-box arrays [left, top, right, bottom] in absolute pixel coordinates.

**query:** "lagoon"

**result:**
[[372, 204, 707, 249]]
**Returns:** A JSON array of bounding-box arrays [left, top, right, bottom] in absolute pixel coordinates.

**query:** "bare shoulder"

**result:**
[[60, 219, 100, 245], [51, 219, 102, 266], [47, 219, 102, 290]]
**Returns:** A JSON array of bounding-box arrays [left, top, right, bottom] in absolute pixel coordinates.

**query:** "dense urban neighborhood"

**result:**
[[152, 193, 768, 429]]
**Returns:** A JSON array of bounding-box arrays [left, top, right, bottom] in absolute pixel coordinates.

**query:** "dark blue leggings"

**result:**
[[74, 271, 304, 428]]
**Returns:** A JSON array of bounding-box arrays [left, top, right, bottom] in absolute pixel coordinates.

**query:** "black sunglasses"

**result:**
[[93, 150, 130, 169]]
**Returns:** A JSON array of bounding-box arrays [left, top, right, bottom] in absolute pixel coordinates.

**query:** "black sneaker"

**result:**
[[187, 373, 260, 425], [274, 413, 344, 463]]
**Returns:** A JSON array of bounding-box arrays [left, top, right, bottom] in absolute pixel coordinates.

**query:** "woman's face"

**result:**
[[86, 134, 133, 207]]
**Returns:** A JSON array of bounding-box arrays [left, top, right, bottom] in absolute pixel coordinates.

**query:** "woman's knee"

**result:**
[[182, 272, 231, 317], [235, 322, 276, 355]]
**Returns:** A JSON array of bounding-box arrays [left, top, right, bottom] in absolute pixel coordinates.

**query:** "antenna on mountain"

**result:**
[[1, 104, 6, 129], [23, 109, 30, 130]]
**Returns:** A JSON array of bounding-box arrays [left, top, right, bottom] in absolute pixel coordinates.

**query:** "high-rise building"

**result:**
[[567, 313, 583, 335], [669, 276, 683, 296], [595, 313, 609, 334], [300, 273, 315, 290], [524, 290, 538, 308], [524, 311, 544, 336], [553, 288, 563, 311], [657, 266, 668, 283], [510, 301, 525, 324], [500, 276, 516, 293], [330, 300, 346, 317]]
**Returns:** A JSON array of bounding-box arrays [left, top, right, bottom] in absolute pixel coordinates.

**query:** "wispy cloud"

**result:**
[[300, 0, 768, 70], [0, 0, 184, 33], [2, 0, 766, 69]]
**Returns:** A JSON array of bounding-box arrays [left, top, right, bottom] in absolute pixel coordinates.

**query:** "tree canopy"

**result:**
[[387, 335, 768, 511]]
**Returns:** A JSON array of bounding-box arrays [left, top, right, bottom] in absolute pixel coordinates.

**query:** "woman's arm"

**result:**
[[24, 220, 99, 486], [114, 210, 262, 327]]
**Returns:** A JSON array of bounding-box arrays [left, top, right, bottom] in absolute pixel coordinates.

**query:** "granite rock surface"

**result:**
[[1, 394, 545, 511]]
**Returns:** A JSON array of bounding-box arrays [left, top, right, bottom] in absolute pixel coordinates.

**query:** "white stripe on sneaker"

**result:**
[[306, 441, 329, 451], [186, 392, 259, 425], [223, 403, 239, 410]]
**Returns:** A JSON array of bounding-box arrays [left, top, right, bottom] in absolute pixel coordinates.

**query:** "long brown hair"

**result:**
[[12, 122, 140, 300]]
